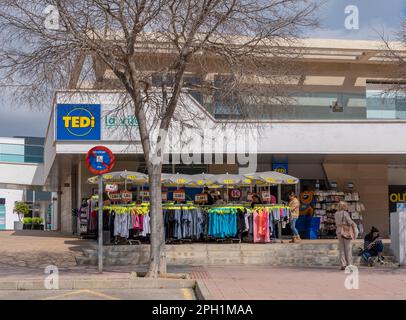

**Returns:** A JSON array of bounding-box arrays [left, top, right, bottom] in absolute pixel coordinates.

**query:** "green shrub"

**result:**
[[14, 202, 30, 217], [23, 217, 32, 225], [32, 217, 44, 225]]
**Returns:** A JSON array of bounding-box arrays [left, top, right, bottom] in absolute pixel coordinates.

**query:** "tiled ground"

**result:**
[[196, 265, 406, 300]]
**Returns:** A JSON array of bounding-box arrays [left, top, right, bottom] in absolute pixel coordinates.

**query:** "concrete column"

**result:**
[[60, 172, 73, 234]]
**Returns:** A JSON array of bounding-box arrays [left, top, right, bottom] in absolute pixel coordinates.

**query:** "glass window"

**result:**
[[0, 143, 24, 156], [0, 143, 43, 163], [366, 83, 406, 119]]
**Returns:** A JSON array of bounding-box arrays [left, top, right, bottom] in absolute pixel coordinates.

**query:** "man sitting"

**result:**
[[362, 226, 384, 267]]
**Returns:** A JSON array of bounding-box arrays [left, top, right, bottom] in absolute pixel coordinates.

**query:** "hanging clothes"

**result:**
[[253, 207, 270, 243], [208, 208, 238, 238], [141, 214, 151, 237]]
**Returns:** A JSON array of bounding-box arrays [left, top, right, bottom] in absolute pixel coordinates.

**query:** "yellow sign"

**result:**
[[62, 108, 95, 137], [389, 192, 406, 203]]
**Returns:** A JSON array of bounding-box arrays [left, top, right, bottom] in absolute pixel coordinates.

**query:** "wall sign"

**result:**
[[388, 185, 406, 213], [56, 103, 141, 142], [56, 104, 101, 140], [272, 162, 288, 174]]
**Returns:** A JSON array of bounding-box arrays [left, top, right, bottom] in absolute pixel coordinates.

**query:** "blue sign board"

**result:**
[[56, 104, 101, 141], [272, 162, 288, 174]]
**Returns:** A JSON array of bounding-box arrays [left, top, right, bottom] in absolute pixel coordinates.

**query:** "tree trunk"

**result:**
[[145, 165, 167, 278]]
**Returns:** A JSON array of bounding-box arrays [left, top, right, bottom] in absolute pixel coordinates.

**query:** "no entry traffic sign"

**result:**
[[86, 146, 116, 175]]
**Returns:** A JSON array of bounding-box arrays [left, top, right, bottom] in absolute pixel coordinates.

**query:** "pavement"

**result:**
[[1, 230, 406, 300], [191, 265, 406, 300], [0, 230, 92, 277]]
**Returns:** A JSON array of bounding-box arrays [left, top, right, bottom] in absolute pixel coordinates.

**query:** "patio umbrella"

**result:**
[[87, 171, 124, 184], [161, 173, 192, 189], [187, 173, 216, 188], [120, 171, 149, 185], [270, 171, 299, 184], [214, 173, 243, 186], [244, 171, 299, 185], [244, 171, 299, 204], [214, 173, 243, 202]]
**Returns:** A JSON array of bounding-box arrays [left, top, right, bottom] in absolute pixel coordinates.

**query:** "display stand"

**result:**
[[314, 190, 365, 239]]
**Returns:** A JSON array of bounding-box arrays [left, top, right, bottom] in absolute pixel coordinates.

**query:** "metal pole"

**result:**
[[98, 175, 103, 273]]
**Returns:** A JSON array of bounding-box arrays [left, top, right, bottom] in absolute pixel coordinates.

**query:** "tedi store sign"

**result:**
[[56, 104, 101, 140]]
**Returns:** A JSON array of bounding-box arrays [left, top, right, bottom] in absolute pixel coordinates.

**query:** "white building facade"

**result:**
[[1, 39, 406, 236]]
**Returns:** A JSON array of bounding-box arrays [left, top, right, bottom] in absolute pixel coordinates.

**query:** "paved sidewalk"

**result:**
[[0, 230, 94, 278], [193, 265, 406, 300]]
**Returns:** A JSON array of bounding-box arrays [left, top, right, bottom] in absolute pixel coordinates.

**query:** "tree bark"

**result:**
[[145, 164, 166, 278]]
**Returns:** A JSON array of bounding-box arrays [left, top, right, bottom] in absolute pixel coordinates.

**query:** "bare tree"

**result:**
[[0, 0, 320, 278]]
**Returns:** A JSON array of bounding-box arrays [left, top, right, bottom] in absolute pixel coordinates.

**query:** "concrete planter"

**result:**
[[14, 221, 23, 230], [23, 224, 44, 230]]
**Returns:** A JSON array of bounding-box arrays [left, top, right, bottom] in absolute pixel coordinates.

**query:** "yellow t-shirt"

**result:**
[[289, 198, 300, 219]]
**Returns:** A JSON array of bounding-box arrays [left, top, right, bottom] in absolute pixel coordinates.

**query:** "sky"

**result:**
[[0, 0, 405, 138]]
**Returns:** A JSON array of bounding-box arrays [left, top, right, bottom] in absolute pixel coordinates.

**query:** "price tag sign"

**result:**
[[105, 184, 118, 192], [139, 190, 150, 198], [229, 189, 242, 199], [173, 190, 186, 201], [121, 190, 132, 202], [109, 192, 121, 201], [162, 192, 168, 202], [195, 193, 208, 203]]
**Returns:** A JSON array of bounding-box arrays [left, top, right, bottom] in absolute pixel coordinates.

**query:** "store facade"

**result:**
[[1, 39, 406, 238], [35, 88, 406, 238]]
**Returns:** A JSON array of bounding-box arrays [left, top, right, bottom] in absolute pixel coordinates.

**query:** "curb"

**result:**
[[194, 280, 213, 300], [0, 278, 196, 291]]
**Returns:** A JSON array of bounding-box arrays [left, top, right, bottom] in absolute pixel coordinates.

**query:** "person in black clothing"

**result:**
[[203, 187, 214, 205], [362, 226, 384, 266], [250, 194, 262, 208]]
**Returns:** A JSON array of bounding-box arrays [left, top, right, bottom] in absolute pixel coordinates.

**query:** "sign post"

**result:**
[[97, 177, 103, 273], [86, 146, 115, 273]]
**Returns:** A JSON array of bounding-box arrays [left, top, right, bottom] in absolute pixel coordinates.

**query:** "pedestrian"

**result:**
[[202, 187, 214, 205], [335, 201, 358, 270], [288, 191, 301, 243], [250, 194, 262, 208], [362, 226, 385, 267], [215, 194, 225, 205]]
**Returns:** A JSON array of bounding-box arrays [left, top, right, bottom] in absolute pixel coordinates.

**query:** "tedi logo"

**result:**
[[57, 104, 101, 141]]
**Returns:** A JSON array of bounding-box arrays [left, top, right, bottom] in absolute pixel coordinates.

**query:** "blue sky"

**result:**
[[0, 0, 405, 138]]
